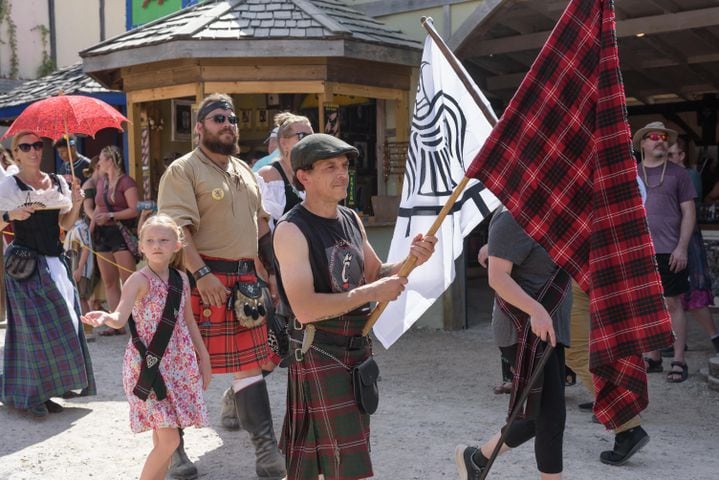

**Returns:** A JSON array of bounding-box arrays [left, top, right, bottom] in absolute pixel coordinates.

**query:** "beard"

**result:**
[[202, 127, 239, 156]]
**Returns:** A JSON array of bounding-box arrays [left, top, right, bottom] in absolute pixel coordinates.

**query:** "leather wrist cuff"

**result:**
[[193, 265, 212, 281]]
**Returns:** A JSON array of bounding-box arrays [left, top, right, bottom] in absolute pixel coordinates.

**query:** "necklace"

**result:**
[[641, 160, 667, 189], [147, 265, 169, 287]]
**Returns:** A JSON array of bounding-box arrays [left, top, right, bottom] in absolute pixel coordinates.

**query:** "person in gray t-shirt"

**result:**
[[488, 208, 571, 348], [455, 207, 571, 479]]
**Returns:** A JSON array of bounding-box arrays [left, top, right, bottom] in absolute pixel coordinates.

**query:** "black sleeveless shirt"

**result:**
[[275, 204, 370, 334], [12, 174, 64, 256], [270, 161, 302, 214]]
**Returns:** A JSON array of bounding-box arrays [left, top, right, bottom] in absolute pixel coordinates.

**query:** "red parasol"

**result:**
[[1, 94, 128, 184], [1, 94, 128, 141]]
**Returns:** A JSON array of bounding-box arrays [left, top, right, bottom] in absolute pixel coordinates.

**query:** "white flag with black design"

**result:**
[[373, 36, 501, 348]]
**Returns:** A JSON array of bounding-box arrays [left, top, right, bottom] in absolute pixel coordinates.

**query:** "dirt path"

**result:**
[[1, 320, 718, 480]]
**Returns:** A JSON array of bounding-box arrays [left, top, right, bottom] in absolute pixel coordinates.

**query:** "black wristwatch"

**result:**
[[193, 265, 212, 281], [2, 211, 10, 223]]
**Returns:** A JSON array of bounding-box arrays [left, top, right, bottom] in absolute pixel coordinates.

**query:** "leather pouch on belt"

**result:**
[[233, 280, 267, 328], [4, 244, 38, 281]]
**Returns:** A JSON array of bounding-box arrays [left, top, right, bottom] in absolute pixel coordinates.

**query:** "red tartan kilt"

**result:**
[[191, 268, 280, 373]]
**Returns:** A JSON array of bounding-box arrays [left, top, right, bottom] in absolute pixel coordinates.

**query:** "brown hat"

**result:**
[[632, 121, 677, 149], [291, 133, 358, 171]]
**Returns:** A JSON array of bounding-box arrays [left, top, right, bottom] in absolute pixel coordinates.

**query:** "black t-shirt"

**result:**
[[275, 204, 370, 333]]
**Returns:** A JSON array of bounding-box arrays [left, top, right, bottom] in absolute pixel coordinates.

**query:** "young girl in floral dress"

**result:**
[[82, 214, 211, 480]]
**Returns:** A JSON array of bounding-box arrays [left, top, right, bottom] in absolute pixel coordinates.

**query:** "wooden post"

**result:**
[[125, 96, 141, 188]]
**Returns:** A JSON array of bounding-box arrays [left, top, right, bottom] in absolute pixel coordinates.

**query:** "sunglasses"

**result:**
[[208, 114, 238, 125], [292, 131, 311, 140], [17, 141, 44, 152], [644, 132, 668, 142]]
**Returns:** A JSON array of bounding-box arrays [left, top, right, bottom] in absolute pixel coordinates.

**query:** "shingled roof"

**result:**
[[81, 0, 421, 71], [0, 63, 124, 120]]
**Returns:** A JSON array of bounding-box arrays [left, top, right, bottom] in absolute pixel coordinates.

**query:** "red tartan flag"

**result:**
[[467, 0, 673, 429]]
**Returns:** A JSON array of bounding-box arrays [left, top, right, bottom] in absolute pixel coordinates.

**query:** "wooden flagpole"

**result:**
[[361, 17, 497, 336]]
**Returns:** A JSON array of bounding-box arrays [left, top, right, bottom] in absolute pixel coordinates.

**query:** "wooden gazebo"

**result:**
[[80, 0, 421, 202]]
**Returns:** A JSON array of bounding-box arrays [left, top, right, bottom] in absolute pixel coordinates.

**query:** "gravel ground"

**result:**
[[1, 319, 718, 480]]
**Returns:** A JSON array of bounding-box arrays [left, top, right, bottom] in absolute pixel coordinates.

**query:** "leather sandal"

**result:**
[[666, 361, 688, 383]]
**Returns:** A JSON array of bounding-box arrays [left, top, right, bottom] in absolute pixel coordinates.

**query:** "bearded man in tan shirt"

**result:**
[[159, 93, 284, 480]]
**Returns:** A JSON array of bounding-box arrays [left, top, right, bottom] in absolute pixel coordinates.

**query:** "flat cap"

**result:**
[[291, 133, 358, 171]]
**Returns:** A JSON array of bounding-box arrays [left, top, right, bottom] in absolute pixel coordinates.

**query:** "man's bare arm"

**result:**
[[274, 221, 407, 324]]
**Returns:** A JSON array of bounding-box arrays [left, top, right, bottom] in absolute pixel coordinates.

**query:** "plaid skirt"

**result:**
[[2, 255, 96, 409], [685, 229, 713, 294], [281, 337, 372, 480], [192, 267, 278, 373]]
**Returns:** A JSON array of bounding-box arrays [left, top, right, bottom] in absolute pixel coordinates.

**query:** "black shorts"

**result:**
[[656, 253, 689, 297], [93, 225, 128, 253]]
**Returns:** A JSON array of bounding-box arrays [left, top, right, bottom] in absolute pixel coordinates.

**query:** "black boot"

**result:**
[[600, 426, 650, 466], [220, 387, 241, 430], [234, 379, 286, 479], [169, 429, 198, 480]]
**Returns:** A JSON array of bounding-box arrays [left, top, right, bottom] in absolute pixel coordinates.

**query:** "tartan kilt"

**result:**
[[192, 268, 279, 373], [281, 341, 372, 480], [2, 255, 96, 410]]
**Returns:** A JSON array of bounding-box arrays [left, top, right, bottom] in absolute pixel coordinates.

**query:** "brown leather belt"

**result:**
[[291, 328, 370, 351]]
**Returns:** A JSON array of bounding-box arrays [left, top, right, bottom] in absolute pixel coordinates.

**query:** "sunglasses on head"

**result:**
[[17, 141, 44, 152], [208, 114, 238, 125], [644, 132, 668, 142], [292, 132, 311, 140]]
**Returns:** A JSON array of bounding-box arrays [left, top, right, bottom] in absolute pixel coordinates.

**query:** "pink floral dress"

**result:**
[[122, 270, 209, 433]]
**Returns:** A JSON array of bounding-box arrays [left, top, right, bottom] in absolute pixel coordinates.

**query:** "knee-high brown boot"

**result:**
[[234, 379, 286, 479]]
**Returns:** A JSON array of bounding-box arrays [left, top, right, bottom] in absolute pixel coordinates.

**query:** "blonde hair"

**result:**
[[11, 131, 41, 153], [275, 112, 311, 156], [101, 145, 125, 173], [0, 144, 16, 169], [138, 213, 185, 270]]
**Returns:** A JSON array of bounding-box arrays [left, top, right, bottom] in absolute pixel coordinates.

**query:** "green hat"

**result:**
[[291, 133, 358, 171]]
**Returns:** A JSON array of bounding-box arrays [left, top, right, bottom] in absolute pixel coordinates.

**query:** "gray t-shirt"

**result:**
[[487, 208, 571, 347], [641, 161, 696, 254]]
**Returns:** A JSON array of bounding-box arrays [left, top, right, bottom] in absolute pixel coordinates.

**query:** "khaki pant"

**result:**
[[566, 281, 641, 434]]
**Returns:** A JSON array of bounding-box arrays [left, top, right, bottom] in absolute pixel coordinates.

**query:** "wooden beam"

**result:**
[[485, 50, 719, 95], [465, 6, 719, 57], [204, 81, 326, 94], [449, 0, 505, 51], [395, 91, 410, 142], [127, 84, 197, 103], [325, 82, 405, 101], [126, 101, 139, 183], [664, 112, 702, 144]]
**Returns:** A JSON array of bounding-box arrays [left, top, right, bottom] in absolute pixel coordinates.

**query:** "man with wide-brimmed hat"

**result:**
[[634, 121, 696, 384], [273, 133, 436, 479]]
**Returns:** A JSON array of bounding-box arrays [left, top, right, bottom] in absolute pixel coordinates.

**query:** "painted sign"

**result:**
[[127, 0, 202, 30]]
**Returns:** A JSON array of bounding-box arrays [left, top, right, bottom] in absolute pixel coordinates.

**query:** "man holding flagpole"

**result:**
[[273, 133, 436, 480]]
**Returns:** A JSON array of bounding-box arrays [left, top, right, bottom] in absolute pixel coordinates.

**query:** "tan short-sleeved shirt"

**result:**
[[158, 148, 268, 259]]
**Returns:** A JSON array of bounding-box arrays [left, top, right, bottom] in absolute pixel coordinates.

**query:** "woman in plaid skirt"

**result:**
[[0, 131, 96, 418], [274, 134, 436, 479]]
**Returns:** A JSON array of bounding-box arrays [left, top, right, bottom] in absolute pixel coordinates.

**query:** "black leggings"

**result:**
[[502, 345, 566, 474]]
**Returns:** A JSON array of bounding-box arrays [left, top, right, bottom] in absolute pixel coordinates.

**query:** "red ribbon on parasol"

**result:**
[[1, 94, 129, 184]]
